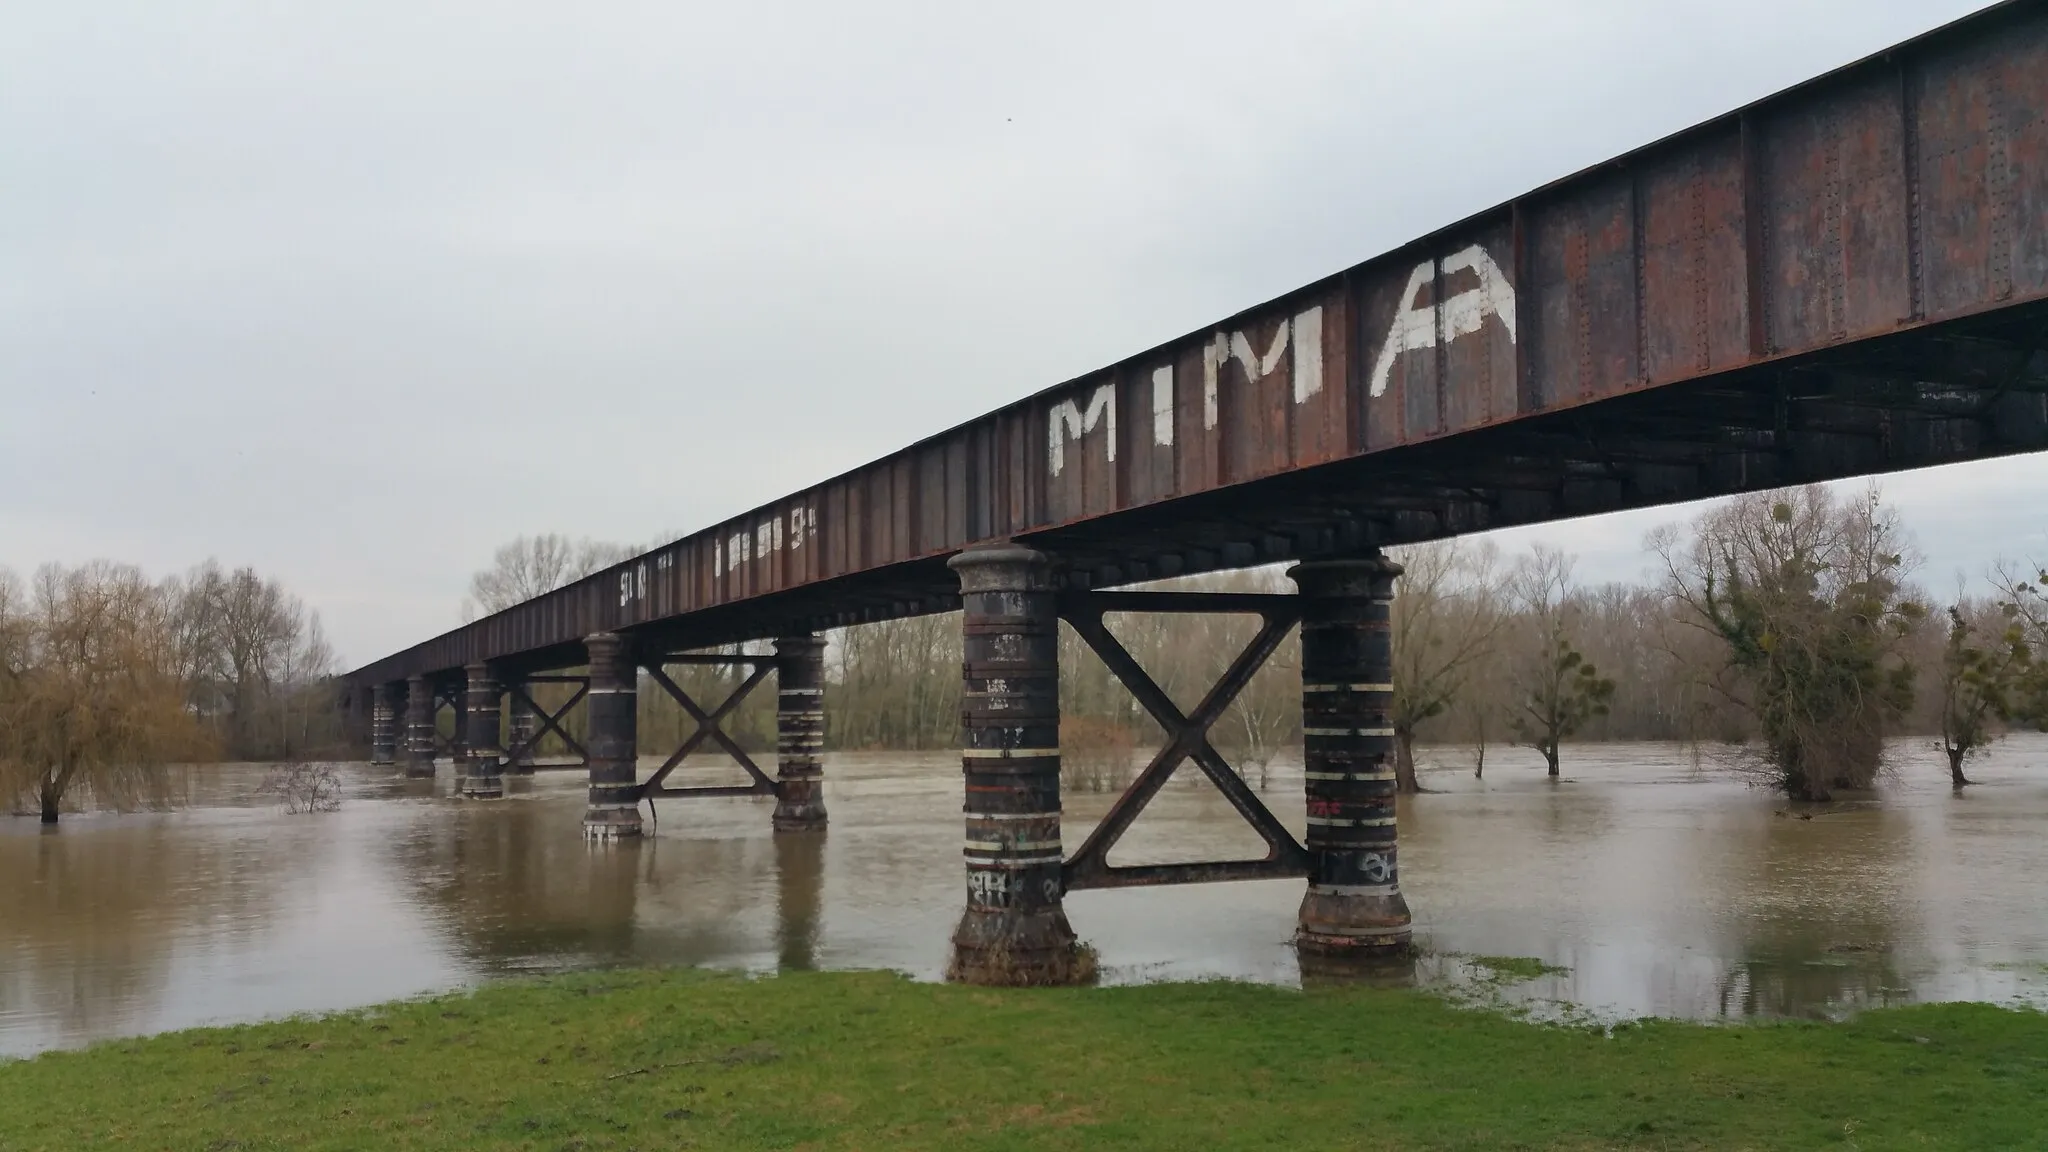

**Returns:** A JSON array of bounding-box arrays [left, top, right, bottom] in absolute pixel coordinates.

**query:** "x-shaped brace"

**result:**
[[502, 681, 589, 765], [431, 690, 463, 754], [639, 661, 778, 798], [1058, 591, 1311, 892]]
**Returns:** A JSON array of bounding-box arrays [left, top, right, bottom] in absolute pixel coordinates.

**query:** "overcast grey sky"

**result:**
[[4, 0, 2038, 670]]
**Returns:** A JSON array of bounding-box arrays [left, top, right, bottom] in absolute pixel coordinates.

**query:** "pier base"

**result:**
[[1291, 554, 1412, 957], [370, 684, 397, 765], [404, 675, 435, 778], [461, 663, 504, 800], [946, 543, 1084, 986], [584, 633, 643, 840], [771, 635, 829, 832]]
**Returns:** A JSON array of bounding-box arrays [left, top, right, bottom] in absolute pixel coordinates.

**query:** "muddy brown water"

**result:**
[[5, 738, 2047, 1057]]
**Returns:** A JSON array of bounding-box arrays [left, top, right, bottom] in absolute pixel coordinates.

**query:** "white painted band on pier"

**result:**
[[1305, 769, 1399, 781], [1303, 683, 1395, 693], [962, 747, 1059, 759], [966, 839, 1062, 853], [1306, 815, 1399, 827], [964, 851, 1065, 866], [1303, 727, 1395, 738]]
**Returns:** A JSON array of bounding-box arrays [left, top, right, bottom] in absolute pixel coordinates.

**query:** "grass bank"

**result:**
[[2, 969, 2044, 1150]]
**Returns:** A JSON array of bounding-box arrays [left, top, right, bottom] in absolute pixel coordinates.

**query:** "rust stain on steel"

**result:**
[[351, 2, 2048, 689]]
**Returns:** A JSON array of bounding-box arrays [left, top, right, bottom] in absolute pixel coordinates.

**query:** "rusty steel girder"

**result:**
[[349, 2, 2048, 695]]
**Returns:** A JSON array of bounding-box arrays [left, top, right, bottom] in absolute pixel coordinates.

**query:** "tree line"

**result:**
[[495, 485, 2048, 804], [0, 560, 340, 821], [10, 479, 2033, 825]]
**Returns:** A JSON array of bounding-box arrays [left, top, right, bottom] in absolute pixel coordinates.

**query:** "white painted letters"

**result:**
[[617, 562, 648, 608], [1369, 244, 1516, 399], [714, 505, 819, 576], [1201, 305, 1325, 430], [1151, 366, 1174, 447], [1047, 383, 1116, 477]]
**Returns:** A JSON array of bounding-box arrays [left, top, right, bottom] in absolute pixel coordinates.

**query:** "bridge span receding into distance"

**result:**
[[345, 1, 2048, 984]]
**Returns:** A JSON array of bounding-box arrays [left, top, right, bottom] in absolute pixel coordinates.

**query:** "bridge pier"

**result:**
[[946, 543, 1082, 986], [1291, 553, 1411, 957], [370, 683, 397, 765], [771, 635, 828, 831], [462, 663, 504, 799], [404, 675, 435, 778], [584, 632, 643, 840], [506, 687, 537, 774], [445, 682, 470, 784]]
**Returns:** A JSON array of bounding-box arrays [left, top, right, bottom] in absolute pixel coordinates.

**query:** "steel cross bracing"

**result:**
[[639, 655, 779, 800], [431, 689, 464, 757], [1058, 591, 1312, 892], [503, 678, 589, 768]]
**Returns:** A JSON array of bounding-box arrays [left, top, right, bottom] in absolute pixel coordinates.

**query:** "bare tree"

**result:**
[[1505, 547, 1615, 778], [465, 534, 637, 618], [1386, 539, 1508, 793], [827, 614, 962, 750], [211, 567, 302, 754], [262, 761, 344, 813]]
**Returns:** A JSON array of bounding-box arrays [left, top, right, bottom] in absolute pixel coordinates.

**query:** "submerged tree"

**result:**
[[1387, 540, 1508, 792], [0, 563, 214, 822], [1934, 602, 2032, 787], [1508, 631, 1614, 778], [1504, 548, 1615, 778], [1658, 486, 1924, 802]]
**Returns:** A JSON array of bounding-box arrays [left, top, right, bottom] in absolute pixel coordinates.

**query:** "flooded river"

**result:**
[[5, 738, 2047, 1056]]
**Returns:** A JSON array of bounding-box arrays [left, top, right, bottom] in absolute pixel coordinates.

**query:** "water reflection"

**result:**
[[775, 833, 825, 971], [389, 793, 643, 969], [3, 739, 2047, 1057]]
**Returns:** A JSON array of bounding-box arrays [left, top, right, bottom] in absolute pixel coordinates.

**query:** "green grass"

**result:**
[[2, 968, 2045, 1150], [1461, 955, 1574, 983]]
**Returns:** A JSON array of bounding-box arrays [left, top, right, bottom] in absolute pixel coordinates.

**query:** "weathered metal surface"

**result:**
[[403, 674, 434, 778], [505, 689, 536, 774], [349, 2, 2048, 695], [1292, 556, 1411, 956], [639, 661, 778, 798], [582, 633, 642, 840], [1059, 591, 1311, 892], [503, 680, 588, 768], [948, 544, 1082, 985], [771, 635, 829, 831], [441, 686, 468, 774], [369, 684, 396, 766], [461, 664, 504, 800]]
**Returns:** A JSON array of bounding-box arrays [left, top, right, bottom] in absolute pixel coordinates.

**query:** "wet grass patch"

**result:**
[[2, 968, 2045, 1150], [1462, 954, 1572, 983]]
